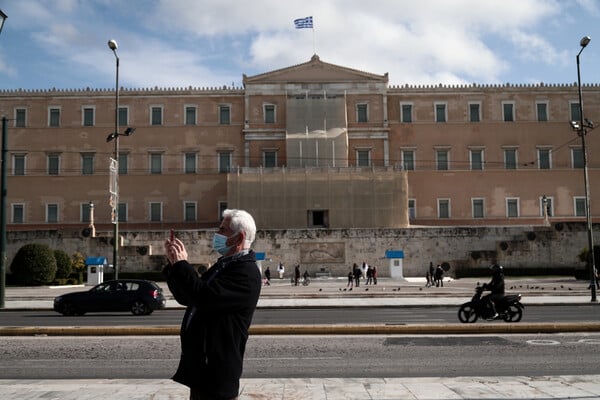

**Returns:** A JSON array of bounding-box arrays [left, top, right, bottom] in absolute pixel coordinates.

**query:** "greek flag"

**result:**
[[294, 16, 313, 29]]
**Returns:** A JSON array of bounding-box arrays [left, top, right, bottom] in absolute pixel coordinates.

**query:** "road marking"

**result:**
[[526, 339, 560, 345]]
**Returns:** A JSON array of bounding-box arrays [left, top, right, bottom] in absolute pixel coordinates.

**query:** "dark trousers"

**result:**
[[190, 388, 238, 400]]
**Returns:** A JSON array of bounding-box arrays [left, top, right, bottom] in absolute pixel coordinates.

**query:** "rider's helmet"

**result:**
[[490, 263, 503, 275]]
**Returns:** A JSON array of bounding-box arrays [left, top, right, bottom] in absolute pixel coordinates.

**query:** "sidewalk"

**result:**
[[2, 375, 600, 399], [2, 277, 600, 399]]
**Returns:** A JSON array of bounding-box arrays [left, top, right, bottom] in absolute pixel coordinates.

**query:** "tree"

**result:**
[[54, 249, 73, 279], [10, 243, 57, 285]]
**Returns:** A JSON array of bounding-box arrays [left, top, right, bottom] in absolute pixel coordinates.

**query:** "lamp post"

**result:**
[[107, 39, 120, 280], [0, 8, 8, 309], [573, 35, 597, 302]]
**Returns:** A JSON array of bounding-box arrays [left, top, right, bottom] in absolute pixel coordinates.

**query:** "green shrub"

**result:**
[[10, 243, 57, 285], [54, 249, 72, 279]]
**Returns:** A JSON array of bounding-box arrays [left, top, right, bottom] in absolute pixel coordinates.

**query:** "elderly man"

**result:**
[[164, 209, 261, 400]]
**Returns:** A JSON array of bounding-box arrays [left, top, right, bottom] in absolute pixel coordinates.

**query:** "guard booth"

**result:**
[[385, 250, 404, 278], [85, 257, 107, 286]]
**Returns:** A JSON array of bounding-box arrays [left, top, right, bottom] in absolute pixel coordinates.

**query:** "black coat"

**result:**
[[164, 251, 262, 399]]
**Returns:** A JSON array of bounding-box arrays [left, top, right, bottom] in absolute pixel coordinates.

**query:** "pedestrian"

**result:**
[[429, 261, 435, 284], [163, 208, 261, 400], [303, 270, 310, 285], [347, 270, 354, 288], [294, 264, 301, 286], [425, 270, 432, 288], [372, 265, 377, 285], [277, 262, 285, 279], [264, 266, 271, 286], [435, 264, 444, 287], [362, 261, 369, 279], [366, 265, 373, 285], [353, 263, 361, 287]]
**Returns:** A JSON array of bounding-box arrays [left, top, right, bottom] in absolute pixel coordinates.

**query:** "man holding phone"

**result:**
[[164, 209, 261, 400]]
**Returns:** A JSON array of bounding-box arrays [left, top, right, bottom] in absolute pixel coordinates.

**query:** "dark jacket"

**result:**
[[163, 251, 261, 399], [485, 272, 505, 295]]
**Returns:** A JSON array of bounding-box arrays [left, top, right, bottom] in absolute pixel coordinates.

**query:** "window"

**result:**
[[118, 203, 127, 223], [308, 210, 329, 228], [570, 102, 581, 122], [435, 103, 447, 122], [81, 202, 92, 223], [504, 149, 517, 170], [13, 154, 25, 176], [81, 153, 94, 175], [263, 150, 277, 168], [118, 107, 128, 126], [536, 102, 548, 122], [357, 103, 368, 123], [150, 153, 163, 174], [15, 108, 26, 127], [47, 154, 60, 175], [438, 199, 450, 218], [469, 103, 480, 122], [184, 152, 197, 173], [83, 107, 94, 126], [218, 151, 232, 173], [538, 148, 551, 169], [572, 148, 584, 169], [149, 202, 162, 222], [12, 204, 24, 223], [402, 150, 415, 171], [470, 149, 484, 170], [151, 106, 163, 125], [356, 149, 370, 167], [540, 196, 553, 217], [574, 197, 586, 217], [502, 102, 514, 122], [185, 106, 196, 125], [184, 201, 196, 222], [46, 204, 58, 223], [49, 107, 60, 127], [401, 103, 412, 123], [436, 150, 449, 171], [219, 105, 230, 125], [118, 152, 128, 175], [408, 199, 416, 220], [506, 198, 519, 217], [472, 198, 484, 218], [264, 104, 275, 124]]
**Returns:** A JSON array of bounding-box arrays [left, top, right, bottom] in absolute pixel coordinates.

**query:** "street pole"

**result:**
[[109, 40, 120, 280], [0, 117, 7, 308], [0, 8, 9, 310], [575, 35, 596, 302]]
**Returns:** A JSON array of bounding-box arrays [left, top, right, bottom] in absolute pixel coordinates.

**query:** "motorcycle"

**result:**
[[458, 285, 524, 323]]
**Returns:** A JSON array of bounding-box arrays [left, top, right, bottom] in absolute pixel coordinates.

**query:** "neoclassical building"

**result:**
[[1, 54, 599, 236]]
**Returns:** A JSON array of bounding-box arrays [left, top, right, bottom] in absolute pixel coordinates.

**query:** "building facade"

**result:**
[[0, 54, 599, 236]]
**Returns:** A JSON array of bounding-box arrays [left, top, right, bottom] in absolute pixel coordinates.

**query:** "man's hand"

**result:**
[[165, 238, 188, 265]]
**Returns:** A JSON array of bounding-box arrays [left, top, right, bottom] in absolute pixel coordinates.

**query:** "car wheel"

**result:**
[[131, 300, 148, 316]]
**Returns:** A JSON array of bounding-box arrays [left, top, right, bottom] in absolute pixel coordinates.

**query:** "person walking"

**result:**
[[264, 266, 271, 286], [164, 209, 261, 400], [435, 264, 444, 287], [294, 265, 301, 286], [353, 263, 361, 287], [372, 265, 377, 285], [347, 270, 354, 289]]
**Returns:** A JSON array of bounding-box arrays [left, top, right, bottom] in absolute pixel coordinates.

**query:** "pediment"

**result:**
[[243, 54, 388, 85]]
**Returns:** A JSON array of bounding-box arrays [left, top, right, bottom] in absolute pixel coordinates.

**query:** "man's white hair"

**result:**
[[223, 209, 256, 246]]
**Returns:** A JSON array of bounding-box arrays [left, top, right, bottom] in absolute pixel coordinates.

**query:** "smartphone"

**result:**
[[170, 229, 175, 241]]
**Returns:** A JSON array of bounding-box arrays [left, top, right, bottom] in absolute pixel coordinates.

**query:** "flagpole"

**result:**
[[312, 26, 316, 54]]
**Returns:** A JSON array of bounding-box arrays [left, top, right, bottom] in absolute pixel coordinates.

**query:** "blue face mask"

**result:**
[[212, 233, 233, 256]]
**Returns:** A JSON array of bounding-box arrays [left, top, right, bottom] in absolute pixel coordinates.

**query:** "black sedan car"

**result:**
[[53, 279, 167, 316]]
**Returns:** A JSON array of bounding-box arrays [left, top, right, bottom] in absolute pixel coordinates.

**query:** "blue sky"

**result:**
[[0, 0, 599, 90]]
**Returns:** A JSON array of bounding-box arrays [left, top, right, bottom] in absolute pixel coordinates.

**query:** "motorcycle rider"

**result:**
[[481, 264, 505, 319]]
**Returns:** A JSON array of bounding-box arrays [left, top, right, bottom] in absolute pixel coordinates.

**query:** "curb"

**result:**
[[1, 322, 600, 336]]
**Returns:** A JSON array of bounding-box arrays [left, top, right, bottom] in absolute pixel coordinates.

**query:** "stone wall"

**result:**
[[4, 222, 591, 278]]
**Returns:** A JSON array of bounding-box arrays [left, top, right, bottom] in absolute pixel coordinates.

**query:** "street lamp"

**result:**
[[0, 8, 9, 308], [572, 35, 597, 302]]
